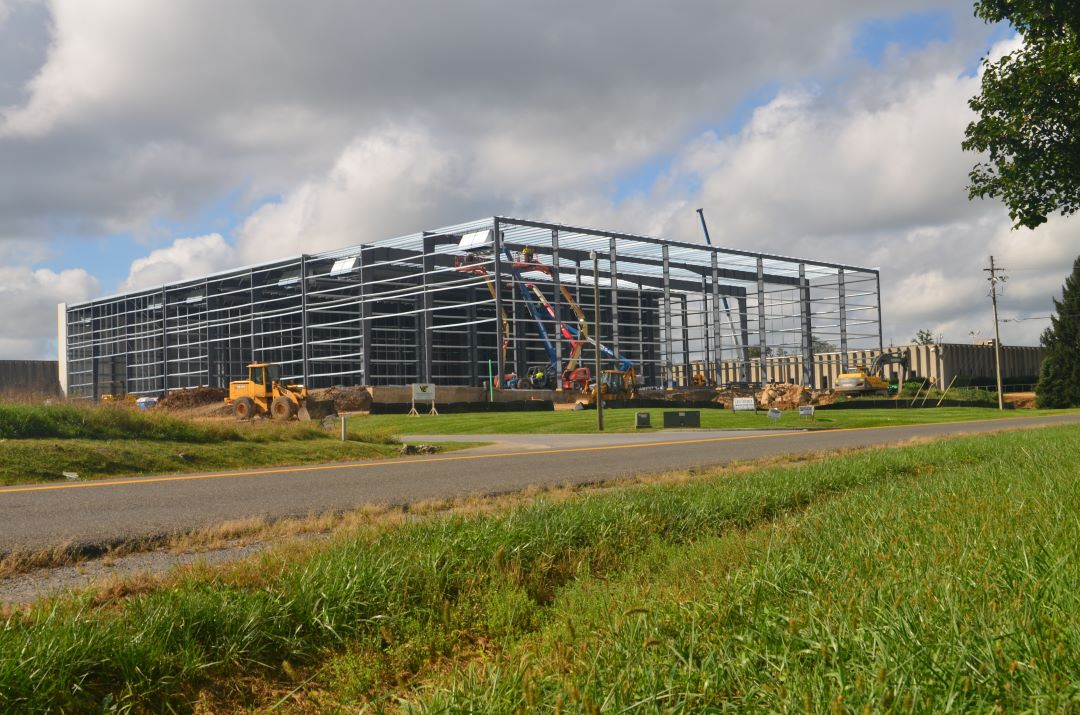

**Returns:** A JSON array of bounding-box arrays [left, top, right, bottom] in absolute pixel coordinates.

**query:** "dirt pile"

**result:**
[[154, 387, 228, 411], [1004, 392, 1036, 409], [712, 388, 755, 408], [755, 383, 837, 410], [308, 385, 371, 414], [756, 383, 810, 410]]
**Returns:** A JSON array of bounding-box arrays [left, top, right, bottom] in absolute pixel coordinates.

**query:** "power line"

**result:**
[[1001, 311, 1080, 322]]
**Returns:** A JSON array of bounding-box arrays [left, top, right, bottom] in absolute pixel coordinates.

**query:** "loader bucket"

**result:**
[[298, 399, 336, 421]]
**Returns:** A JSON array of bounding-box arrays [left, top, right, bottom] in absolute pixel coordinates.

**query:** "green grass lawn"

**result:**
[[0, 438, 408, 486], [350, 405, 1075, 435], [0, 403, 467, 485], [3, 424, 1079, 711]]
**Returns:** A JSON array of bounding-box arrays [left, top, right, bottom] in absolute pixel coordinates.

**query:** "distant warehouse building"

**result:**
[[724, 342, 1043, 391], [58, 216, 887, 399]]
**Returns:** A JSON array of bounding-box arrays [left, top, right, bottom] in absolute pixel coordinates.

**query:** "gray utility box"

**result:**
[[663, 410, 701, 428], [635, 411, 652, 428]]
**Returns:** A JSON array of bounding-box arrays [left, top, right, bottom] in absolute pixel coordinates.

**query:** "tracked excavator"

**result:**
[[836, 353, 909, 397]]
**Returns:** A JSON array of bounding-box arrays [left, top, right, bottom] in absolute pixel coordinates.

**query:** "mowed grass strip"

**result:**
[[0, 438, 406, 485], [1, 426, 1078, 711], [0, 403, 408, 485], [352, 405, 1074, 435]]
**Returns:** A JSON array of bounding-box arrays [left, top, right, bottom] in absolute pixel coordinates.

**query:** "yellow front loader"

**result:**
[[578, 367, 638, 406], [225, 363, 334, 421]]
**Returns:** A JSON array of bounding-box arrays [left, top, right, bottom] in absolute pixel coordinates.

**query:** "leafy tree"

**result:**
[[1036, 256, 1080, 407], [812, 337, 837, 353], [913, 329, 936, 345], [963, 1, 1080, 229]]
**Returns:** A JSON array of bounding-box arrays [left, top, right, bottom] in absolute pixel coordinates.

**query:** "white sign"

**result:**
[[799, 405, 815, 418], [411, 383, 436, 401], [732, 397, 756, 412], [767, 408, 782, 420]]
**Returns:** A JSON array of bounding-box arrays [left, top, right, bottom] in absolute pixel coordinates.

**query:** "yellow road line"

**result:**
[[0, 414, 1074, 495]]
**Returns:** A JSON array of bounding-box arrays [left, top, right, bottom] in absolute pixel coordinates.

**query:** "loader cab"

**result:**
[[247, 363, 280, 394]]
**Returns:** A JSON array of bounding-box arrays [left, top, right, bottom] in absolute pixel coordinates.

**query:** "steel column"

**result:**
[[492, 218, 505, 385], [300, 255, 310, 385], [875, 270, 884, 352], [799, 264, 814, 387], [467, 288, 478, 385], [662, 244, 674, 388], [609, 238, 620, 360], [701, 277, 711, 371], [838, 267, 849, 371], [358, 249, 371, 384], [757, 257, 767, 386], [680, 294, 691, 382], [552, 230, 563, 386], [421, 235, 435, 383], [711, 253, 722, 385], [738, 296, 750, 383], [161, 286, 168, 394]]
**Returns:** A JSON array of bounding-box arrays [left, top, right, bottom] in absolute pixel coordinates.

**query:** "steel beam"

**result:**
[[495, 216, 878, 273]]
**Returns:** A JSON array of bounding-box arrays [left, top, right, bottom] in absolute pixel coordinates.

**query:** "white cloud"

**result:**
[[0, 265, 97, 359], [194, 25, 1079, 352], [235, 127, 483, 262], [7, 0, 1073, 360], [120, 233, 234, 291], [0, 0, 959, 242]]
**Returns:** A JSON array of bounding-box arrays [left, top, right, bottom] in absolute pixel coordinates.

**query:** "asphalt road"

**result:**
[[2, 413, 1079, 554]]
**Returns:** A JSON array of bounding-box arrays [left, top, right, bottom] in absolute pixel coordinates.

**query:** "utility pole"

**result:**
[[591, 251, 604, 431], [984, 256, 1007, 411]]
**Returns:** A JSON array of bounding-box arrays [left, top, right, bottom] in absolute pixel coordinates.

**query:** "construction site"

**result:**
[[59, 216, 888, 404]]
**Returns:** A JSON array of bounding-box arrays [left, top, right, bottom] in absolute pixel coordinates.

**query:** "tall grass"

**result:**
[[3, 426, 1077, 710], [0, 403, 329, 443], [412, 432, 1080, 712]]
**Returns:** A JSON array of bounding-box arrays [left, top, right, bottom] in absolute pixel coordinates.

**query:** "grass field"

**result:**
[[1, 424, 1078, 711], [0, 437, 408, 485], [0, 403, 446, 485], [350, 404, 1073, 435]]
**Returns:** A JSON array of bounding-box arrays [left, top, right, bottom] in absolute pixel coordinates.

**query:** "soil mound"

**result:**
[[155, 387, 228, 411], [308, 385, 371, 413], [1004, 392, 1036, 409], [754, 383, 835, 410]]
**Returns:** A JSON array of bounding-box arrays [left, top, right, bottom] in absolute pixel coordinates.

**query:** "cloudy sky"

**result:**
[[1, 0, 1077, 359]]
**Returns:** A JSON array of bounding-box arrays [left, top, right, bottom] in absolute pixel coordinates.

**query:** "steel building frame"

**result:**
[[62, 216, 881, 399]]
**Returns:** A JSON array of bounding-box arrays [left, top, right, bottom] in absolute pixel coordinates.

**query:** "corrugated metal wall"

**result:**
[[709, 343, 1042, 389], [0, 360, 61, 396]]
